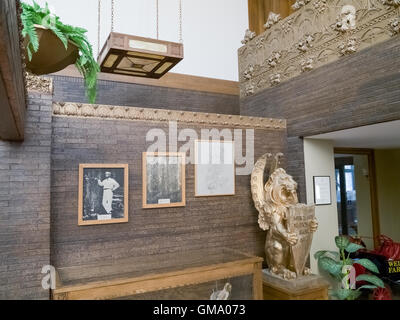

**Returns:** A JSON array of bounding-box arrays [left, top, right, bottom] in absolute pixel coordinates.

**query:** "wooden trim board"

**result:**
[[51, 65, 239, 96]]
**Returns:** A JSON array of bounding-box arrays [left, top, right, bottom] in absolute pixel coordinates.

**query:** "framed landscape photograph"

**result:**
[[142, 152, 186, 209], [78, 164, 129, 226], [313, 176, 332, 206], [194, 140, 235, 197]]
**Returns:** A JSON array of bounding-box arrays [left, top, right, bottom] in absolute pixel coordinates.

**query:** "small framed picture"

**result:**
[[194, 140, 235, 197], [142, 152, 186, 209], [313, 176, 332, 206], [78, 164, 129, 226]]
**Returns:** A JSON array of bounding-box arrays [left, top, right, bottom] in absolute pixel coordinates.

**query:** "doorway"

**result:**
[[334, 148, 380, 249]]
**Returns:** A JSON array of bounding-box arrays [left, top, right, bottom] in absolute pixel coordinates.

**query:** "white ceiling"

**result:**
[[306, 120, 400, 149]]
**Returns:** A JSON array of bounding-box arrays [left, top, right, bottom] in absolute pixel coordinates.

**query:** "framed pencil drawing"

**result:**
[[78, 164, 129, 226], [194, 140, 235, 197], [142, 152, 186, 209]]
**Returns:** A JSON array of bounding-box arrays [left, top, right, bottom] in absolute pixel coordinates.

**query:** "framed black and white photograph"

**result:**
[[313, 176, 332, 206], [194, 140, 235, 197], [78, 164, 129, 225], [142, 152, 186, 209]]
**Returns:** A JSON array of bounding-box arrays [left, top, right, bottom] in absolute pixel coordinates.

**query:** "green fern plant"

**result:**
[[21, 1, 99, 103], [315, 235, 385, 300]]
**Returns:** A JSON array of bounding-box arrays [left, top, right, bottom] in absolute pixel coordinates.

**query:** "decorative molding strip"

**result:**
[[239, 0, 400, 97], [26, 72, 53, 94], [53, 102, 287, 130]]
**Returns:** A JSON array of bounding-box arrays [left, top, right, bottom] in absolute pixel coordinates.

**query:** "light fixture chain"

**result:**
[[178, 0, 183, 43], [98, 0, 101, 56], [156, 0, 159, 39], [111, 0, 115, 32]]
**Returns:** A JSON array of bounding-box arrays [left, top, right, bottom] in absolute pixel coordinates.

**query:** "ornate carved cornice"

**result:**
[[239, 0, 400, 98], [53, 102, 287, 130], [26, 72, 53, 94]]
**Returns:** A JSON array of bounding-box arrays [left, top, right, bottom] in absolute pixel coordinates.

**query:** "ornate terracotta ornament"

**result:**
[[53, 102, 287, 130], [338, 37, 358, 55], [251, 153, 318, 280], [241, 29, 256, 44], [335, 5, 357, 32], [239, 0, 400, 97], [292, 0, 311, 11], [301, 57, 314, 72], [264, 12, 281, 29], [382, 0, 400, 7], [25, 72, 53, 94]]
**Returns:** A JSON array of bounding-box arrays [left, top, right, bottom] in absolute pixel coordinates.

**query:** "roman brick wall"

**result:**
[[0, 92, 52, 299], [240, 36, 400, 202], [51, 75, 241, 115], [50, 112, 286, 271]]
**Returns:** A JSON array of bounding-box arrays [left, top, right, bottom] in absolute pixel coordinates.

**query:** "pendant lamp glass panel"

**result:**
[[98, 33, 183, 79]]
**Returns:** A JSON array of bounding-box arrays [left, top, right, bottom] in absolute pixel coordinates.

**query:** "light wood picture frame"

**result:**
[[142, 152, 186, 209], [194, 140, 236, 197], [78, 164, 129, 226]]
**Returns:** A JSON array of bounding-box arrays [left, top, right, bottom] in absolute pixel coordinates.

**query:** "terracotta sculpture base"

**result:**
[[262, 269, 330, 300]]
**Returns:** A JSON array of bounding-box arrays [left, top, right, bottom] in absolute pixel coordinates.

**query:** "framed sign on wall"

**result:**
[[142, 152, 186, 209], [194, 140, 235, 197], [313, 176, 332, 206], [78, 164, 129, 226]]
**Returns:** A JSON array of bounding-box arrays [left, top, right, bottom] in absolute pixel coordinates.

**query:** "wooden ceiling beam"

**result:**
[[0, 0, 27, 141]]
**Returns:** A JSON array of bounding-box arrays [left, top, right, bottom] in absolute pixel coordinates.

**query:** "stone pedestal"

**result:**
[[262, 269, 330, 300]]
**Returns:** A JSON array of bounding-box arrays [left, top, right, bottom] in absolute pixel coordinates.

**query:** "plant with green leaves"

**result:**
[[315, 235, 385, 300], [21, 1, 99, 103]]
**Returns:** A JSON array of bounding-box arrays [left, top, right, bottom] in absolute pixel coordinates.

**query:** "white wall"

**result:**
[[303, 139, 339, 274], [353, 154, 374, 249], [375, 149, 400, 242], [25, 0, 248, 81]]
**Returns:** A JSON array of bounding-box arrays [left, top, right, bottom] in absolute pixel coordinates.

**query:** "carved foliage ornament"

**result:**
[[338, 37, 358, 55], [334, 5, 357, 32], [25, 72, 53, 94], [241, 29, 256, 44], [389, 17, 400, 35], [264, 12, 281, 29], [292, 0, 311, 11]]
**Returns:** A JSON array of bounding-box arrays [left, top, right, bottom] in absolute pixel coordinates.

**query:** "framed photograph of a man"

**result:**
[[142, 152, 186, 209], [78, 164, 129, 226]]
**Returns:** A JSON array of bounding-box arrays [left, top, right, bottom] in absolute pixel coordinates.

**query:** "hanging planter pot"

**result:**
[[21, 1, 99, 103], [24, 25, 79, 75]]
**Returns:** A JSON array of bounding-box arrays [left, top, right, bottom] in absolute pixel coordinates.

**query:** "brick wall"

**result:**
[[240, 36, 400, 202], [51, 115, 286, 269], [0, 92, 52, 299], [52, 75, 240, 115]]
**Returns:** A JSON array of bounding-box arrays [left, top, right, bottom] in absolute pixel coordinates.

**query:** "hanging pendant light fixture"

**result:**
[[98, 0, 184, 79]]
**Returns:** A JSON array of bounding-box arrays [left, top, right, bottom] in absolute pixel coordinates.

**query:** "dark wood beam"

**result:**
[[0, 0, 26, 141]]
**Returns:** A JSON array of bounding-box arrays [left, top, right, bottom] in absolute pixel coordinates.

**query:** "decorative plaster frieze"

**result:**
[[52, 102, 287, 130], [26, 72, 53, 94], [239, 0, 400, 97]]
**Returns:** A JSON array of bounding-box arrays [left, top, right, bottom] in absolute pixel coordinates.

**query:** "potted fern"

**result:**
[[21, 1, 99, 103], [315, 235, 385, 300]]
